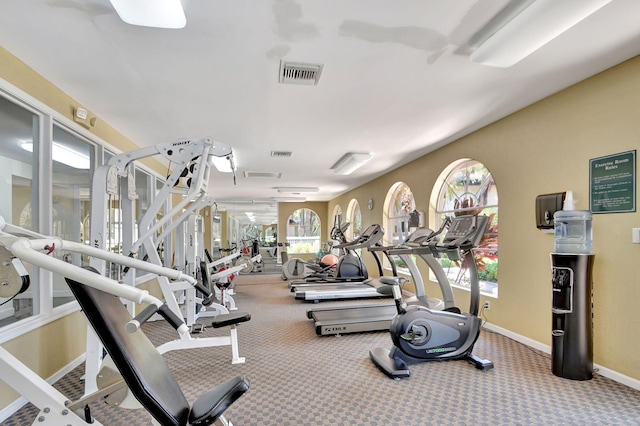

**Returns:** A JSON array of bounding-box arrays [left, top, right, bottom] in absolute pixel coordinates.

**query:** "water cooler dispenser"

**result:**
[[550, 253, 595, 380]]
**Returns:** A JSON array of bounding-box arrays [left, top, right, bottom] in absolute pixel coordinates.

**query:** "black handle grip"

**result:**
[[125, 304, 159, 333], [195, 281, 212, 298], [158, 304, 186, 330]]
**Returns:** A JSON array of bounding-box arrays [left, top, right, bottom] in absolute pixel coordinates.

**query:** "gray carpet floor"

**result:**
[[5, 272, 640, 425]]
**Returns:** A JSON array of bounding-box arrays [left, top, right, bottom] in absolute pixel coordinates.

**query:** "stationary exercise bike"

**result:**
[[370, 214, 494, 379]]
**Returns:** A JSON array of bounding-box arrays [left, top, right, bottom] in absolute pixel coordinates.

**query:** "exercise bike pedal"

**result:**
[[468, 354, 494, 371]]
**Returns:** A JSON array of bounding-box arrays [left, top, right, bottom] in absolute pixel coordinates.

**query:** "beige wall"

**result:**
[[329, 55, 640, 381], [0, 313, 87, 407]]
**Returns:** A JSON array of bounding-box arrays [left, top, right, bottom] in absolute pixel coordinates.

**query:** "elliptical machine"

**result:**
[[369, 214, 494, 379]]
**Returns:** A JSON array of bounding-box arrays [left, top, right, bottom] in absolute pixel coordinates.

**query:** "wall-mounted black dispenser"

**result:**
[[535, 192, 565, 230]]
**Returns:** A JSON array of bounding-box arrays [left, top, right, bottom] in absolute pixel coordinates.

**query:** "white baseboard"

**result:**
[[0, 353, 86, 422], [484, 321, 640, 391]]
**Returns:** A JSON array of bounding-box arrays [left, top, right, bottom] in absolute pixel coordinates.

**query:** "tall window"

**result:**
[[0, 88, 166, 332], [345, 199, 362, 242], [330, 205, 343, 249], [432, 159, 498, 297], [287, 208, 320, 254], [383, 182, 416, 272], [51, 125, 95, 305], [0, 95, 39, 325], [384, 182, 415, 247]]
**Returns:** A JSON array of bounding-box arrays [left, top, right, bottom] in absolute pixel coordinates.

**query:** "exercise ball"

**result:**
[[320, 254, 338, 268]]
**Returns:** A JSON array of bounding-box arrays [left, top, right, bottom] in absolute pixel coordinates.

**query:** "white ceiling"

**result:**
[[1, 0, 640, 225]]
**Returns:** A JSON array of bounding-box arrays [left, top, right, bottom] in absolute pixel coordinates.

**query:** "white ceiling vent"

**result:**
[[270, 150, 292, 158], [279, 61, 323, 86], [244, 171, 283, 179]]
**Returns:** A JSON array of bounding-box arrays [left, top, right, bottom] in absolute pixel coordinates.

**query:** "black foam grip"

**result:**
[[131, 304, 160, 328], [158, 304, 186, 331], [195, 281, 211, 298]]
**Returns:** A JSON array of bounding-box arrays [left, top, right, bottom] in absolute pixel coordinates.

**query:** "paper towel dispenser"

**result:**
[[535, 192, 565, 230]]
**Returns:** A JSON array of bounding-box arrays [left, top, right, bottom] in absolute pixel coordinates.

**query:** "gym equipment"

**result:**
[[305, 226, 449, 336], [370, 214, 494, 378], [28, 139, 248, 396], [282, 253, 338, 282], [201, 250, 245, 311], [0, 244, 30, 302], [236, 239, 263, 274], [289, 222, 379, 288], [0, 228, 249, 425], [292, 224, 398, 302], [281, 222, 350, 281]]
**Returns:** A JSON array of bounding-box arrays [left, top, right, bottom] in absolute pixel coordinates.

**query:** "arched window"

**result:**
[[383, 182, 415, 247], [287, 208, 321, 254], [431, 159, 498, 297], [331, 205, 343, 230], [345, 199, 362, 241], [382, 183, 416, 272]]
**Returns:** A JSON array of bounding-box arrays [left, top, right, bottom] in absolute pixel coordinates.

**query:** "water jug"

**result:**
[[553, 191, 592, 254]]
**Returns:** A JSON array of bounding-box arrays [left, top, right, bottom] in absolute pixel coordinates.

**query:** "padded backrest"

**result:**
[[66, 268, 190, 426]]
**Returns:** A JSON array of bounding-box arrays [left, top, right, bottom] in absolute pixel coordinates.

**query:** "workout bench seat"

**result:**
[[66, 268, 249, 426]]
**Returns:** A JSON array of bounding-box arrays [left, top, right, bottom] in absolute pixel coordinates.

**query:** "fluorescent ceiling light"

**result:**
[[109, 0, 186, 29], [21, 141, 90, 169], [212, 152, 236, 173], [272, 197, 306, 202], [470, 0, 612, 68], [331, 152, 373, 175], [276, 187, 319, 193]]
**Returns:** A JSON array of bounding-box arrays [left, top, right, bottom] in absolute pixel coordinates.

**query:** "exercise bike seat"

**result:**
[[212, 311, 251, 328], [65, 267, 249, 426]]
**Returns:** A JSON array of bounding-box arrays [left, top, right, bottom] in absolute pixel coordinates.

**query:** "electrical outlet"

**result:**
[[483, 301, 491, 311]]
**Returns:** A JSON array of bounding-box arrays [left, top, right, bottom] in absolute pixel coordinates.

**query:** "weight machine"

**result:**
[[0, 216, 248, 425], [87, 137, 248, 396]]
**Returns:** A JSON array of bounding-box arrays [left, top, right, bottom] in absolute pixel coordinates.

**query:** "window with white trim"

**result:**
[[383, 182, 415, 272], [345, 199, 362, 242], [287, 208, 321, 254], [431, 159, 498, 297]]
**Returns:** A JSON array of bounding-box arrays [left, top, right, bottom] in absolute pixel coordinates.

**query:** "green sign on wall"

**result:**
[[590, 150, 636, 213]]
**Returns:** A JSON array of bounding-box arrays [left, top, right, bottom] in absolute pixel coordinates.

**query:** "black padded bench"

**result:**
[[212, 311, 251, 328], [66, 269, 249, 426]]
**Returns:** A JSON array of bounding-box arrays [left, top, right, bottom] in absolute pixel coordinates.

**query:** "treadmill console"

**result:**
[[403, 228, 434, 246], [336, 224, 384, 249], [442, 215, 489, 249]]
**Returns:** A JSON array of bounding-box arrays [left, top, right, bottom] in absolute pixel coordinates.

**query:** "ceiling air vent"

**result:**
[[279, 61, 323, 86], [244, 171, 283, 179], [271, 151, 292, 158]]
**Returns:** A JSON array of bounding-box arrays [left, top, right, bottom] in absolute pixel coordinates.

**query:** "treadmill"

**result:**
[[289, 225, 384, 292], [306, 221, 458, 335]]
